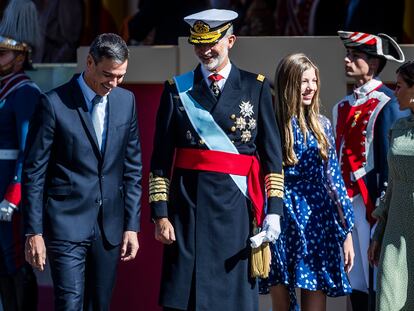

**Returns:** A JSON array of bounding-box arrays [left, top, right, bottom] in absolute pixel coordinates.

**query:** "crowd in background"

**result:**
[[0, 0, 413, 63]]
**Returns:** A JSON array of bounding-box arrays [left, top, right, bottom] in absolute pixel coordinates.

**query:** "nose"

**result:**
[[198, 44, 213, 54], [108, 77, 118, 88], [306, 82, 316, 91]]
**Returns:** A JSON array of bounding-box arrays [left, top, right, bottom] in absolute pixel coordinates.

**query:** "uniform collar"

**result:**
[[200, 61, 232, 83], [353, 77, 382, 100]]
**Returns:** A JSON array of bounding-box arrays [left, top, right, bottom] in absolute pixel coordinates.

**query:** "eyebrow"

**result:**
[[103, 71, 125, 78]]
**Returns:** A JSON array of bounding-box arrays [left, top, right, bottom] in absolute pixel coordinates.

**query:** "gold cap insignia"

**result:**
[[193, 21, 210, 34]]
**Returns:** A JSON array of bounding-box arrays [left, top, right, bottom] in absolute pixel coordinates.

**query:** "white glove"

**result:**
[[0, 199, 17, 222], [250, 214, 281, 248]]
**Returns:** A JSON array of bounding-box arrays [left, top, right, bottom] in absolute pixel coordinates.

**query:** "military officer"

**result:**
[[150, 9, 284, 311], [0, 0, 41, 309], [333, 31, 407, 311]]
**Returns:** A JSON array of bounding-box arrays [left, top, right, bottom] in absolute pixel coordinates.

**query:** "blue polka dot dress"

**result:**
[[260, 116, 354, 309]]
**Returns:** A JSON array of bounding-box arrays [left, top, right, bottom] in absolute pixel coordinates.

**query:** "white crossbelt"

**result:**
[[0, 149, 19, 160]]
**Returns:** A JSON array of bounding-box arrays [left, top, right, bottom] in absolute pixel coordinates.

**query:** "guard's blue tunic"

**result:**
[[0, 79, 40, 275]]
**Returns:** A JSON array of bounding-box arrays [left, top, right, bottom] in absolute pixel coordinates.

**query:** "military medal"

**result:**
[[239, 100, 253, 118], [241, 130, 252, 143], [351, 110, 362, 127], [235, 117, 246, 130]]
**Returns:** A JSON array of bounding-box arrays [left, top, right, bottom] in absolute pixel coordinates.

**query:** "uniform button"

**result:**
[[361, 141, 365, 145], [362, 162, 366, 167], [362, 130, 367, 136], [362, 152, 366, 156], [231, 140, 235, 143], [199, 139, 205, 145], [231, 126, 236, 132], [363, 120, 368, 125], [368, 110, 372, 114], [230, 114, 236, 120]]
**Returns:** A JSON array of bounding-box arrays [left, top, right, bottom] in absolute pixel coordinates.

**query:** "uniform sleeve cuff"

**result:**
[[266, 197, 284, 216], [4, 183, 21, 206]]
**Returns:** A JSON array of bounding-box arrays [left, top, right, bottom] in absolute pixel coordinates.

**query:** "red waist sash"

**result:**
[[174, 148, 265, 226]]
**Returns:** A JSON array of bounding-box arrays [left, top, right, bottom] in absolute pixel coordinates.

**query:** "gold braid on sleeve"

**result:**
[[149, 173, 170, 203], [265, 173, 284, 198]]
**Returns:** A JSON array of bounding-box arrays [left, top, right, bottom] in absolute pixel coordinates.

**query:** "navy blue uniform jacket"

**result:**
[[150, 64, 283, 311]]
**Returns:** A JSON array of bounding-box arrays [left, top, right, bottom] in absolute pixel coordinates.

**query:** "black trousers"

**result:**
[[46, 221, 120, 311], [0, 263, 38, 311], [351, 290, 375, 311]]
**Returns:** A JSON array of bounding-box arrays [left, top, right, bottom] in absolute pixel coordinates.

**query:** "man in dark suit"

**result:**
[[22, 33, 142, 311], [150, 9, 283, 311]]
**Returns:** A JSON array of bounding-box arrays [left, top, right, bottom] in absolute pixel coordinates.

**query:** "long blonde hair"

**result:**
[[274, 53, 329, 166]]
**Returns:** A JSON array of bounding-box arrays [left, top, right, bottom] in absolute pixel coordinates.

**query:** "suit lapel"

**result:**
[[71, 77, 102, 159], [187, 65, 217, 112], [212, 64, 242, 121], [102, 92, 115, 159]]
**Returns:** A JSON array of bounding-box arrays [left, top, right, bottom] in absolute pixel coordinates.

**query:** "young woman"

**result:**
[[368, 60, 414, 311], [260, 53, 355, 311]]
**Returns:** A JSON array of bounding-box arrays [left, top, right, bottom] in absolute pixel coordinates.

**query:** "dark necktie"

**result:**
[[208, 73, 224, 98]]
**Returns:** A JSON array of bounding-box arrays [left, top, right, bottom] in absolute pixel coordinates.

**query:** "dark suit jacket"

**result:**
[[22, 75, 142, 246]]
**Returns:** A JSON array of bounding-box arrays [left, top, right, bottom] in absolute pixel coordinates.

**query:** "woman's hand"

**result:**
[[343, 233, 355, 273]]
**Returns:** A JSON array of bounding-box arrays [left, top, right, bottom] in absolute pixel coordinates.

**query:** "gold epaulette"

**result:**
[[257, 74, 265, 82], [265, 172, 284, 198], [149, 173, 170, 203], [168, 79, 175, 86]]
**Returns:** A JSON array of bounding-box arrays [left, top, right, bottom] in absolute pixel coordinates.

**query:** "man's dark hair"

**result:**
[[89, 33, 129, 64], [396, 61, 414, 88]]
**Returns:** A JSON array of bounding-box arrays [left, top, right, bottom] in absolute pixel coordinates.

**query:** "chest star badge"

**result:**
[[239, 100, 253, 118]]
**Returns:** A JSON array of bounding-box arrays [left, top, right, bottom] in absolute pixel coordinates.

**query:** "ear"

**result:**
[[368, 58, 380, 74], [86, 54, 94, 72], [14, 53, 25, 66], [227, 34, 236, 49]]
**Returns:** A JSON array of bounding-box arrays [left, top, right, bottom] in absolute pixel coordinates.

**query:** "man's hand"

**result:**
[[120, 231, 139, 262], [0, 199, 17, 222], [343, 233, 355, 273], [368, 240, 381, 267], [262, 214, 281, 243], [155, 218, 176, 245], [250, 214, 281, 248], [25, 235, 46, 271]]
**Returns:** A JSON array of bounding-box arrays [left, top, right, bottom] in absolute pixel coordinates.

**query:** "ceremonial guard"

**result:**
[[0, 0, 41, 309], [333, 30, 406, 310], [150, 9, 284, 311]]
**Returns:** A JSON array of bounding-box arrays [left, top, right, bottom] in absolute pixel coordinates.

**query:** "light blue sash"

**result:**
[[173, 71, 248, 196]]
